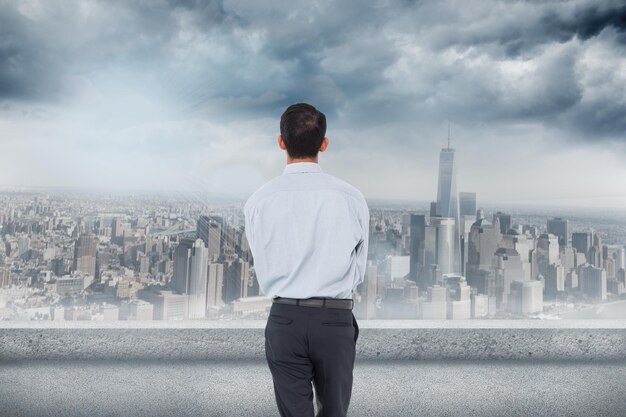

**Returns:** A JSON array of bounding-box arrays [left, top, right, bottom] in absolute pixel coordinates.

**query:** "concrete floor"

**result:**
[[1, 359, 626, 417]]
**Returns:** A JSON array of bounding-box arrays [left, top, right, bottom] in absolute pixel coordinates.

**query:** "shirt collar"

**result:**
[[282, 162, 323, 175]]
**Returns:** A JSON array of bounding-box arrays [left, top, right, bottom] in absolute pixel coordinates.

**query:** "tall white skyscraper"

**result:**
[[173, 237, 209, 319], [188, 238, 209, 319], [435, 141, 462, 273], [425, 217, 456, 285]]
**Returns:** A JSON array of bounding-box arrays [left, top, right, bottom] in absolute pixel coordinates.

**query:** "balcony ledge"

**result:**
[[1, 319, 625, 361]]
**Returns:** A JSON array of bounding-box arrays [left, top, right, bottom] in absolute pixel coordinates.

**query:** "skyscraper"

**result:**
[[197, 215, 223, 260], [172, 237, 209, 318], [188, 239, 208, 319], [435, 143, 461, 273], [466, 217, 502, 293], [493, 211, 511, 234], [572, 231, 593, 258], [408, 213, 426, 285], [206, 261, 225, 310], [424, 217, 456, 287], [172, 237, 195, 294], [72, 234, 98, 278], [536, 233, 561, 279], [547, 217, 569, 248]]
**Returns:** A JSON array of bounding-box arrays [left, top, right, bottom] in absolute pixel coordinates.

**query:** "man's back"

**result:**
[[251, 102, 364, 417], [244, 161, 369, 300]]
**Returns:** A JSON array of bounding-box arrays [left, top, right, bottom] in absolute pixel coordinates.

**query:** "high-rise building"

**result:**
[[424, 217, 456, 288], [188, 239, 208, 319], [547, 217, 569, 247], [206, 261, 225, 310], [535, 233, 560, 279], [429, 201, 438, 218], [172, 238, 195, 294], [355, 259, 378, 320], [459, 192, 477, 216], [401, 213, 411, 236], [545, 263, 565, 298], [589, 233, 602, 267], [572, 231, 593, 258], [466, 217, 502, 292], [578, 264, 607, 302], [560, 246, 577, 272], [1, 267, 10, 288], [110, 218, 129, 246], [172, 237, 209, 319], [493, 247, 530, 308], [197, 215, 223, 259], [72, 234, 97, 278], [408, 213, 426, 285], [435, 145, 461, 273], [493, 212, 511, 234], [222, 258, 250, 303], [605, 245, 625, 277], [382, 255, 410, 280]]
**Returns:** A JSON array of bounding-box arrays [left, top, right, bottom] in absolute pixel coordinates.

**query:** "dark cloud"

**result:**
[[0, 7, 62, 101], [0, 0, 624, 142], [542, 1, 626, 42]]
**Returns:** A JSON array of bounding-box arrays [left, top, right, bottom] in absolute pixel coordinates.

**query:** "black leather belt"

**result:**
[[272, 296, 353, 310]]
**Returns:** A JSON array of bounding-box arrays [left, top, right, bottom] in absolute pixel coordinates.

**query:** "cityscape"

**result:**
[[1, 144, 624, 323], [2, 2, 626, 416]]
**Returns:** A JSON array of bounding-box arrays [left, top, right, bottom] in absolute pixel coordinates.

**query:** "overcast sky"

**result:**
[[1, 0, 625, 208]]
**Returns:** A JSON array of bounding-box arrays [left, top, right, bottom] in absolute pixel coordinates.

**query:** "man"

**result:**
[[243, 102, 369, 417]]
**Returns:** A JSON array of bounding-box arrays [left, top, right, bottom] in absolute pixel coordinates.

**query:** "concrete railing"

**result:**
[[2, 320, 626, 361]]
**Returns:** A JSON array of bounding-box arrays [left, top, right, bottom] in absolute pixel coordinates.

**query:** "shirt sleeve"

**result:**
[[353, 196, 370, 292]]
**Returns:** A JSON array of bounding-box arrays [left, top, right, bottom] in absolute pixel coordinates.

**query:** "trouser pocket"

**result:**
[[352, 312, 359, 343]]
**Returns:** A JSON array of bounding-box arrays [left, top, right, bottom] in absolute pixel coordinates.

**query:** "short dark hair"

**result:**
[[279, 103, 327, 159]]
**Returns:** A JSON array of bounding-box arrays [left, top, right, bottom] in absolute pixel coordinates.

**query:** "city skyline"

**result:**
[[0, 0, 625, 208]]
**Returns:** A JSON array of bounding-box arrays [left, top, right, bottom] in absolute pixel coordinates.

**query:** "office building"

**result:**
[[206, 261, 225, 310], [547, 217, 569, 247], [424, 217, 456, 287], [578, 264, 607, 302], [172, 238, 195, 294], [72, 234, 97, 278], [196, 215, 223, 260], [408, 213, 426, 285], [572, 231, 593, 258], [188, 239, 208, 319], [172, 238, 209, 319], [138, 288, 189, 320], [466, 217, 502, 292], [535, 233, 560, 279], [493, 212, 511, 234]]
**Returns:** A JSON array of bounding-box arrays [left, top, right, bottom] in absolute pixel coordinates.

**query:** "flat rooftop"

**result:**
[[2, 359, 625, 417]]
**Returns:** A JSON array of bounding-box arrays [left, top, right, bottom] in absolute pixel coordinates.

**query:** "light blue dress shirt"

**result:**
[[243, 161, 369, 300]]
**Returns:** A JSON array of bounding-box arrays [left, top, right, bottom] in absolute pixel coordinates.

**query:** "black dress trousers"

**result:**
[[264, 301, 360, 417]]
